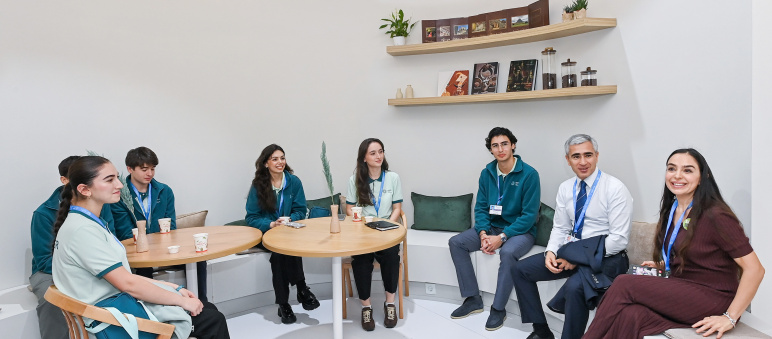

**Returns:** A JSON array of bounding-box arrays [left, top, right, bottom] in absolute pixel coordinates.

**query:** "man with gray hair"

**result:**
[[511, 134, 633, 339]]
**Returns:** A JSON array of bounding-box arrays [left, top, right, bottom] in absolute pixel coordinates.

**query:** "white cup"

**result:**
[[365, 216, 374, 223], [193, 233, 209, 253], [132, 228, 138, 243], [168, 245, 180, 254], [278, 216, 290, 224], [352, 207, 363, 221], [158, 218, 172, 234]]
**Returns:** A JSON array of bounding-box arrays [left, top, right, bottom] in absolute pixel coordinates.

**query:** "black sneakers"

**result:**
[[384, 303, 398, 328], [297, 286, 320, 311], [278, 303, 296, 324], [361, 306, 375, 331], [450, 295, 484, 319], [485, 306, 506, 331]]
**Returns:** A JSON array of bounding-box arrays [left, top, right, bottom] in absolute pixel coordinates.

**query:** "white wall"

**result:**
[[0, 0, 758, 313]]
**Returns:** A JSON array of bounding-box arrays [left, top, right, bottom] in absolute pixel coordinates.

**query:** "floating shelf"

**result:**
[[386, 18, 617, 56], [388, 86, 617, 106]]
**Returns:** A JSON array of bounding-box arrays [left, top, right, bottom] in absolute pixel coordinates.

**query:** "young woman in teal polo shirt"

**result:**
[[51, 156, 229, 339], [346, 138, 404, 331], [245, 144, 320, 324]]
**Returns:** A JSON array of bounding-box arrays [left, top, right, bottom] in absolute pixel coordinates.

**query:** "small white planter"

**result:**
[[393, 36, 406, 46]]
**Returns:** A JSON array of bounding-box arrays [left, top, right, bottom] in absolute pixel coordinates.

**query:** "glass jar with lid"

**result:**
[[561, 59, 577, 88], [580, 67, 597, 86], [541, 47, 557, 89]]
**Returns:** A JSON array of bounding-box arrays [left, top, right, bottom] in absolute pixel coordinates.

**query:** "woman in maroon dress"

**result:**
[[583, 148, 764, 339]]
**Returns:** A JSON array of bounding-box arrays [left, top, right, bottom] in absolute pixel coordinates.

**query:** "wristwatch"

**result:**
[[499, 233, 507, 242]]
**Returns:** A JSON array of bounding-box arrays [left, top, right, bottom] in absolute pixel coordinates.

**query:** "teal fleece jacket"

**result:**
[[30, 186, 115, 275], [245, 171, 307, 234], [473, 155, 541, 239], [111, 176, 176, 240]]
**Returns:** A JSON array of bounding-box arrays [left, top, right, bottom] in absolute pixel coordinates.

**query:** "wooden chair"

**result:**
[[44, 285, 175, 339], [342, 211, 409, 319]]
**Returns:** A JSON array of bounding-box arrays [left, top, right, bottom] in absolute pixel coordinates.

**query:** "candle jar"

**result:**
[[581, 67, 597, 86], [561, 59, 578, 88], [541, 47, 557, 89]]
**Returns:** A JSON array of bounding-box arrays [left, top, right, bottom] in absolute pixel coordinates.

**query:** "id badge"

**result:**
[[489, 205, 503, 215], [563, 233, 579, 245]]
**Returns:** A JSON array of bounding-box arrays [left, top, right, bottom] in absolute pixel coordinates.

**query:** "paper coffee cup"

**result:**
[[132, 228, 138, 243], [159, 218, 172, 234], [352, 207, 363, 221], [168, 245, 180, 254], [278, 216, 290, 224], [365, 216, 374, 223], [194, 233, 209, 253]]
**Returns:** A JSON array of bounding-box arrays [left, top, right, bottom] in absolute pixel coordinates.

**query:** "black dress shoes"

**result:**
[[297, 286, 320, 310], [278, 303, 297, 324], [526, 331, 556, 339]]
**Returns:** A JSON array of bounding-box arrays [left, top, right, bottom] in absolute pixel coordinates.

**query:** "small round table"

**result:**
[[122, 226, 262, 296], [262, 216, 406, 339]]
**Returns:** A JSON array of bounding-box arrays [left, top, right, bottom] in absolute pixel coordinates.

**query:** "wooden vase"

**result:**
[[330, 205, 341, 233], [135, 220, 149, 253], [574, 8, 586, 19], [562, 11, 574, 22]]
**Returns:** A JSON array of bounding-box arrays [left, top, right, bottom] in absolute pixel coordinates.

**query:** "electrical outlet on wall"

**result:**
[[425, 283, 436, 295]]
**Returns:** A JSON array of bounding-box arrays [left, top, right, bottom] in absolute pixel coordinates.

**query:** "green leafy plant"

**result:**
[[320, 142, 335, 206], [563, 4, 575, 13], [87, 149, 137, 224], [380, 9, 417, 38], [573, 0, 588, 11]]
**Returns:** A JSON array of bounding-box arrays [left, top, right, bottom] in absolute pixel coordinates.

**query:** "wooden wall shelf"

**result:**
[[388, 86, 617, 106], [386, 18, 617, 56]]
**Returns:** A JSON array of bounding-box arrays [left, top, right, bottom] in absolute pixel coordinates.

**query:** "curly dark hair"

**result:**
[[251, 144, 293, 212]]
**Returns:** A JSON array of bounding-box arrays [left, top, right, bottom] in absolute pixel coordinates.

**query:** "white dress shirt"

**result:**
[[546, 168, 634, 256]]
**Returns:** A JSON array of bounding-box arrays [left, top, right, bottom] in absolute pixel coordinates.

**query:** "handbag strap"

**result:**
[[86, 300, 158, 338]]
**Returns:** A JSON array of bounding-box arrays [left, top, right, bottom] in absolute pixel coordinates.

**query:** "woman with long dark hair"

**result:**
[[583, 149, 764, 339], [345, 138, 403, 331], [245, 144, 319, 324], [51, 156, 229, 339]]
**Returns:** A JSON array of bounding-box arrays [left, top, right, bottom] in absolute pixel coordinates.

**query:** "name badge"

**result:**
[[489, 205, 503, 215], [561, 233, 579, 246]]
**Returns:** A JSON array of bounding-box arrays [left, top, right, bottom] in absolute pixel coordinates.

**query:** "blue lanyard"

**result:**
[[129, 182, 151, 221], [495, 175, 506, 205], [276, 175, 287, 217], [661, 200, 693, 272], [572, 171, 602, 235], [69, 206, 124, 249], [370, 171, 385, 215]]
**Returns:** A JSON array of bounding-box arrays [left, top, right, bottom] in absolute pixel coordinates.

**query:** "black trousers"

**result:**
[[351, 244, 400, 300], [135, 261, 209, 302], [190, 301, 230, 339], [259, 242, 306, 304], [511, 251, 628, 339]]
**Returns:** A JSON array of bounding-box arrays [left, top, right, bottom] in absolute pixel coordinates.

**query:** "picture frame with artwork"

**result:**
[[472, 62, 499, 95], [438, 70, 470, 96], [507, 59, 538, 92], [422, 20, 437, 43], [451, 17, 469, 40]]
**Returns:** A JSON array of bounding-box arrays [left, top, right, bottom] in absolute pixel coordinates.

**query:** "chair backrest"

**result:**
[[44, 286, 175, 339], [176, 210, 208, 229]]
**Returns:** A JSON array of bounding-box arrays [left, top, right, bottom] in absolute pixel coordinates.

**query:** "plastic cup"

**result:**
[[278, 216, 290, 224], [159, 218, 172, 234], [352, 207, 363, 221], [194, 233, 209, 253], [365, 216, 374, 223], [132, 228, 138, 243], [168, 245, 180, 254]]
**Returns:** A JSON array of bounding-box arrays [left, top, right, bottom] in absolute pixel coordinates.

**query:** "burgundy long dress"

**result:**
[[582, 207, 753, 339]]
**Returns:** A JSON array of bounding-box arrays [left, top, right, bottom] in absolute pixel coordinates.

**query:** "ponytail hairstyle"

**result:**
[[52, 156, 112, 250], [251, 144, 293, 212], [355, 138, 389, 206], [652, 148, 737, 275]]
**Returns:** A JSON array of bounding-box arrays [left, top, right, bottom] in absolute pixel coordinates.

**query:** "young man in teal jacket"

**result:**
[[449, 127, 541, 331], [30, 155, 115, 339]]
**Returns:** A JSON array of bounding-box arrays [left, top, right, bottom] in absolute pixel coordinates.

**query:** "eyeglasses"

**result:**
[[490, 141, 511, 150]]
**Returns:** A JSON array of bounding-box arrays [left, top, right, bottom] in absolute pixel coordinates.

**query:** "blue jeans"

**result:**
[[449, 227, 535, 310]]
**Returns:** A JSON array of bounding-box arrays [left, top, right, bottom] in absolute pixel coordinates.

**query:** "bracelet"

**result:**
[[723, 312, 736, 328], [175, 285, 185, 292]]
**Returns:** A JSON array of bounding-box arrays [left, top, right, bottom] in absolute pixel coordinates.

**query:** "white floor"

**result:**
[[226, 297, 537, 339]]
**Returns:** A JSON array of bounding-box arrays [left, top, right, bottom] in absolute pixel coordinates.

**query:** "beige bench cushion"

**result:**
[[664, 322, 771, 338], [177, 210, 208, 229]]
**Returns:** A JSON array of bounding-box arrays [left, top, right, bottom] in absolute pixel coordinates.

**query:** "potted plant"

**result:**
[[320, 141, 340, 233], [380, 9, 416, 46], [562, 4, 575, 22], [573, 0, 588, 19]]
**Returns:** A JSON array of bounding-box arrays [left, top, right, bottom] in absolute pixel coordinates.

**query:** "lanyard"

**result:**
[[495, 175, 507, 205], [572, 171, 602, 235], [129, 182, 151, 221], [69, 206, 124, 249], [276, 175, 287, 217], [662, 200, 693, 272], [370, 171, 385, 215]]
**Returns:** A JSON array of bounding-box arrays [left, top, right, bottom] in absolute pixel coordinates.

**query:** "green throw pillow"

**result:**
[[535, 202, 554, 247], [306, 193, 341, 210], [411, 192, 473, 232], [225, 219, 248, 226]]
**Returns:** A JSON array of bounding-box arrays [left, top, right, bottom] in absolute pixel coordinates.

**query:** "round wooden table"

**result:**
[[122, 226, 262, 295], [262, 216, 406, 339]]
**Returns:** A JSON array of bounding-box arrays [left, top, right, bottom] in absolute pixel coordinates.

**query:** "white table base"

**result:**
[[332, 256, 342, 339], [186, 262, 198, 297]]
